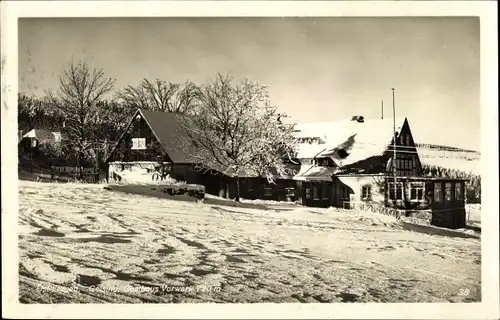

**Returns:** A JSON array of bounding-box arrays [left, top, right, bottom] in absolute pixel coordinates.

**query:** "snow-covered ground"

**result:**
[[466, 204, 481, 228], [419, 156, 481, 175], [18, 180, 481, 303]]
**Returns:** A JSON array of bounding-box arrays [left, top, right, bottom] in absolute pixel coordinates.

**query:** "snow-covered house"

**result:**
[[18, 129, 63, 161], [18, 129, 62, 148], [290, 116, 468, 228], [105, 109, 214, 190], [291, 116, 421, 207], [104, 109, 300, 200]]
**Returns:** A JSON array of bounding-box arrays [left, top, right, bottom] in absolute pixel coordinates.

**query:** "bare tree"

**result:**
[[47, 60, 115, 179], [179, 73, 297, 202], [117, 78, 198, 114]]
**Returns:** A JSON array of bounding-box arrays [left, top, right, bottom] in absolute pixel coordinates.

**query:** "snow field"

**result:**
[[18, 180, 481, 303]]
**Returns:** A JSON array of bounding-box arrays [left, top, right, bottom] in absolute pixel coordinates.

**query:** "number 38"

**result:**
[[459, 288, 470, 296]]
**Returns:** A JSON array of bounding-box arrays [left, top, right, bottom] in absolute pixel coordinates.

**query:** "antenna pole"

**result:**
[[392, 88, 397, 205]]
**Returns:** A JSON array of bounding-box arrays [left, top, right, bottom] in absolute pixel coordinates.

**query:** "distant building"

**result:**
[[18, 129, 62, 155]]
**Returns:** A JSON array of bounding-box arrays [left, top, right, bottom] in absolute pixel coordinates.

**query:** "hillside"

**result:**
[[18, 181, 480, 303], [417, 145, 480, 175]]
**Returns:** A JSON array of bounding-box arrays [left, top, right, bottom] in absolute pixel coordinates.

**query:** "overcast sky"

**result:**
[[18, 17, 480, 150]]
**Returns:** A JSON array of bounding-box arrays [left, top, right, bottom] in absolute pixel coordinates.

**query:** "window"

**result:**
[[406, 135, 411, 146], [312, 185, 319, 200], [131, 138, 146, 150], [434, 182, 443, 203], [400, 134, 405, 145], [395, 158, 414, 177], [285, 187, 295, 197], [316, 158, 330, 167], [388, 182, 403, 200], [445, 182, 453, 201], [410, 182, 425, 201], [455, 182, 463, 201], [53, 133, 62, 143], [361, 185, 372, 201], [305, 188, 311, 199]]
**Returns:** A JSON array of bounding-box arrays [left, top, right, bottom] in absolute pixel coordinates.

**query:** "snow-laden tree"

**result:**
[[117, 78, 198, 114], [179, 73, 298, 202], [46, 60, 115, 178]]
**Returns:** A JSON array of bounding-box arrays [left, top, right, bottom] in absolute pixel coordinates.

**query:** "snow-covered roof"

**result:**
[[21, 129, 61, 143], [295, 143, 328, 159], [293, 165, 338, 182], [294, 117, 406, 167]]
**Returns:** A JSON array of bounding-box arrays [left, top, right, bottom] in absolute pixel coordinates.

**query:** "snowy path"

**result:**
[[18, 181, 481, 303]]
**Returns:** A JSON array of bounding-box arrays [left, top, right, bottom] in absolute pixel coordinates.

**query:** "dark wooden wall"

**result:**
[[208, 177, 299, 202], [296, 181, 336, 208], [430, 180, 466, 229], [107, 117, 170, 163]]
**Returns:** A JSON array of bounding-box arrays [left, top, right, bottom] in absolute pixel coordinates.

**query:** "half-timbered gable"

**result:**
[[105, 109, 204, 185]]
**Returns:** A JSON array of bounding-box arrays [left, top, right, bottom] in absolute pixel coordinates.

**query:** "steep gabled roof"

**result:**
[[294, 117, 407, 167], [106, 109, 197, 164], [138, 109, 198, 163], [291, 117, 410, 180]]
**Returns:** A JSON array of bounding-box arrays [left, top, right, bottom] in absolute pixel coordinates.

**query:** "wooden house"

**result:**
[[104, 109, 300, 200], [105, 109, 221, 195]]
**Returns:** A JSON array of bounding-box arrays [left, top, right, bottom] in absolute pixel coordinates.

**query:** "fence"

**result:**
[[51, 166, 103, 183], [343, 201, 404, 220], [19, 162, 104, 183]]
